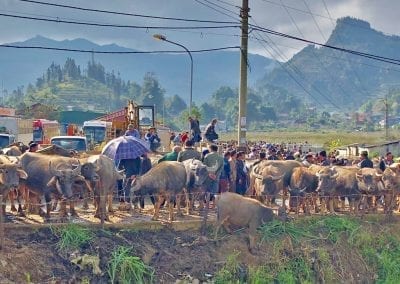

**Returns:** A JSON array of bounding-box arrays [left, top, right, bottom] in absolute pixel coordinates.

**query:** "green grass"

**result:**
[[51, 224, 93, 251], [214, 216, 400, 283], [108, 246, 154, 284], [220, 130, 397, 147], [214, 250, 243, 284]]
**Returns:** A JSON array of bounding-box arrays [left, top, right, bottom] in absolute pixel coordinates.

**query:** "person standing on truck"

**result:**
[[189, 116, 202, 143], [125, 124, 140, 139], [204, 119, 219, 143]]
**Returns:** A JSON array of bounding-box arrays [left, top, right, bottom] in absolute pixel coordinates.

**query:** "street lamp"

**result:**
[[153, 34, 193, 119]]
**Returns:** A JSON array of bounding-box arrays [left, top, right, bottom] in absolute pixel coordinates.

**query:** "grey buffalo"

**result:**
[[130, 161, 188, 221], [84, 154, 124, 221], [20, 152, 85, 219]]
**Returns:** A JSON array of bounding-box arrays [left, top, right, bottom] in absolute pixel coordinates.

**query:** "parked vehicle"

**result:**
[[50, 136, 89, 153], [0, 116, 34, 147], [32, 119, 60, 144]]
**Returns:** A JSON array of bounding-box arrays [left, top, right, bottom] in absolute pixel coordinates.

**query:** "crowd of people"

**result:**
[[115, 118, 398, 210]]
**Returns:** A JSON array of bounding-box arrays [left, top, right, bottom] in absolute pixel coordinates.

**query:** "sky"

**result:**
[[0, 0, 399, 61]]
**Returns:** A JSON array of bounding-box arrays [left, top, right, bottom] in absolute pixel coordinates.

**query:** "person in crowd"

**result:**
[[319, 150, 331, 166], [177, 140, 202, 162], [173, 132, 182, 146], [158, 145, 182, 163], [145, 127, 161, 152], [219, 151, 231, 193], [125, 123, 140, 139], [169, 132, 176, 149], [235, 151, 248, 195], [302, 153, 314, 167], [135, 152, 155, 208], [181, 131, 190, 144], [203, 144, 224, 208], [204, 118, 219, 143], [189, 116, 202, 143], [248, 148, 257, 159], [253, 151, 267, 167], [379, 151, 394, 171], [267, 148, 279, 160], [28, 142, 39, 152], [117, 156, 141, 211], [358, 151, 373, 169], [229, 150, 237, 193], [285, 151, 295, 160]]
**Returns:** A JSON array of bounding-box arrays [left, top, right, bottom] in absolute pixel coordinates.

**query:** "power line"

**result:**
[[250, 25, 400, 66], [0, 12, 240, 30], [19, 0, 239, 24], [320, 0, 371, 98], [0, 44, 240, 54], [193, 0, 239, 20]]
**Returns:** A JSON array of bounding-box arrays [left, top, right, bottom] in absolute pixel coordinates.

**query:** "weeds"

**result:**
[[108, 246, 154, 284], [214, 250, 244, 284], [350, 226, 400, 283], [247, 266, 273, 284], [51, 224, 93, 251]]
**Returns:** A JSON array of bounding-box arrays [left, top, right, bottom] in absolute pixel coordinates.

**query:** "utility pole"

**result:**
[[238, 0, 249, 148], [384, 93, 389, 141]]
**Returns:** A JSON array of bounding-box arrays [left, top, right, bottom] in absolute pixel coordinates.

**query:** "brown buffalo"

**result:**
[[315, 166, 361, 214], [288, 167, 318, 214], [0, 155, 28, 216], [214, 192, 285, 252]]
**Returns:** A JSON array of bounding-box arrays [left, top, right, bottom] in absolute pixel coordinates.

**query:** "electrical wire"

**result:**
[[18, 0, 240, 24], [0, 12, 240, 30], [193, 0, 239, 21], [0, 44, 240, 54], [250, 25, 400, 65]]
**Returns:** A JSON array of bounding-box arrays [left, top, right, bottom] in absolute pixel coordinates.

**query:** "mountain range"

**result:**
[[259, 17, 400, 111], [1, 16, 399, 112], [0, 35, 275, 104]]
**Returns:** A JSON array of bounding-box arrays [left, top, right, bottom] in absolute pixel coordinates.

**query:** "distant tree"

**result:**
[[87, 61, 105, 83], [63, 58, 81, 80], [165, 95, 187, 115], [199, 102, 217, 124], [140, 72, 165, 113]]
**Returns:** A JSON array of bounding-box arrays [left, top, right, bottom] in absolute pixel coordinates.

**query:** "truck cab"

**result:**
[[0, 133, 16, 148], [50, 136, 89, 153]]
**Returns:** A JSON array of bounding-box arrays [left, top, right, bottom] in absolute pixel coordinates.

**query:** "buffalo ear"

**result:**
[[47, 176, 58, 188]]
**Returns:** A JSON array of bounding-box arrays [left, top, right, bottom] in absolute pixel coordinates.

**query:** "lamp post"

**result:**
[[153, 34, 193, 119]]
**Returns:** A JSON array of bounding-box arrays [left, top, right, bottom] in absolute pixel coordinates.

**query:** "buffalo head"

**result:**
[[47, 159, 83, 199]]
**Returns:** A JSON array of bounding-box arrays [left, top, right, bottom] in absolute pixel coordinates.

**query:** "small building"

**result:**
[[335, 140, 400, 158]]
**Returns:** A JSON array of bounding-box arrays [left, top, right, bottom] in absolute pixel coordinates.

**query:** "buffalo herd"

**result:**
[[0, 148, 399, 226]]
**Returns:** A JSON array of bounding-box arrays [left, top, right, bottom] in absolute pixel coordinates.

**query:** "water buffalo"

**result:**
[[84, 154, 124, 221], [214, 192, 286, 252], [20, 152, 85, 219], [379, 167, 400, 213], [356, 168, 385, 213], [250, 164, 284, 204], [0, 155, 28, 216], [315, 166, 361, 214], [249, 160, 302, 206], [182, 159, 218, 212], [288, 167, 318, 214]]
